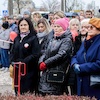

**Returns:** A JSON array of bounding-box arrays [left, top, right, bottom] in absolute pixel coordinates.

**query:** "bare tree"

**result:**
[[87, 4, 93, 10], [86, 1, 96, 10], [3, 0, 7, 6], [66, 0, 85, 12], [16, 0, 20, 14], [13, 0, 35, 15], [66, 0, 75, 12], [41, 0, 60, 12]]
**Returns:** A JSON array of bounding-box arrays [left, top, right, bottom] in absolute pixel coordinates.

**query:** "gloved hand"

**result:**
[[73, 64, 80, 74], [39, 62, 47, 71]]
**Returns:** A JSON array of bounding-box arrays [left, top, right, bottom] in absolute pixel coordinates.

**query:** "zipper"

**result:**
[[20, 37, 24, 43]]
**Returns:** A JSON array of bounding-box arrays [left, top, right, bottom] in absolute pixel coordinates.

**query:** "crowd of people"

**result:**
[[0, 9, 100, 99]]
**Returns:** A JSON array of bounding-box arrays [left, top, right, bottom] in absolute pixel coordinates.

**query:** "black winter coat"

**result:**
[[37, 34, 49, 55], [10, 32, 40, 94], [38, 29, 73, 95]]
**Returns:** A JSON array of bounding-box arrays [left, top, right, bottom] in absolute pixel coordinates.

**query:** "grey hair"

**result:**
[[81, 18, 90, 26]]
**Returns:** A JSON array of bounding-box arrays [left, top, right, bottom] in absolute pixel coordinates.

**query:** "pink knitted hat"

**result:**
[[54, 17, 69, 31]]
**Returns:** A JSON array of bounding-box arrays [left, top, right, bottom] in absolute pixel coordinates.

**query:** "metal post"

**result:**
[[8, 0, 13, 15], [61, 0, 66, 12]]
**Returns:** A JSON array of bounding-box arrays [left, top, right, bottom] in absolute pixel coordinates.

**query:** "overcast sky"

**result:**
[[33, 0, 100, 7], [0, 0, 100, 16]]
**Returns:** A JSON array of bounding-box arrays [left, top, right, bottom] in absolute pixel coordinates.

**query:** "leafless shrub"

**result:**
[[0, 92, 97, 100]]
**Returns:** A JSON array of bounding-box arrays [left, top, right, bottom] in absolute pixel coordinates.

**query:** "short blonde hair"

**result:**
[[54, 11, 66, 18], [32, 12, 42, 19], [69, 18, 80, 30]]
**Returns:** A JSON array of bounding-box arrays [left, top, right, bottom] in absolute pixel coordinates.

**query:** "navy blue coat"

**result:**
[[71, 34, 100, 99]]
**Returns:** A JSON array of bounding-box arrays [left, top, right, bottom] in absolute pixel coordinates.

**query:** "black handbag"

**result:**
[[90, 75, 100, 86], [46, 70, 65, 83]]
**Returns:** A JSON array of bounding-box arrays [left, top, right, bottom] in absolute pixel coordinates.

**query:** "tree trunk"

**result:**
[[16, 0, 20, 14], [61, 0, 66, 12], [8, 0, 13, 15]]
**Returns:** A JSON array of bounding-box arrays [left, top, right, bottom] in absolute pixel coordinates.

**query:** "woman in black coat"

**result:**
[[37, 18, 52, 55], [10, 18, 40, 95], [38, 18, 73, 95]]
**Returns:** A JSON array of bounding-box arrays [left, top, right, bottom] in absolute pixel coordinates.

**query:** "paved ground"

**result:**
[[0, 71, 14, 94]]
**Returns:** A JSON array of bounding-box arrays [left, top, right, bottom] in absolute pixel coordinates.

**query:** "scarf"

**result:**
[[54, 31, 66, 37], [20, 31, 30, 38], [37, 31, 47, 44], [37, 31, 47, 40]]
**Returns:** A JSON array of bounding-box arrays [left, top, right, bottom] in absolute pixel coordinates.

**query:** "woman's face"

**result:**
[[19, 20, 29, 33], [33, 15, 40, 22], [53, 15, 61, 23], [53, 24, 64, 36], [70, 23, 79, 31], [88, 25, 100, 36], [81, 23, 89, 35], [38, 23, 46, 33]]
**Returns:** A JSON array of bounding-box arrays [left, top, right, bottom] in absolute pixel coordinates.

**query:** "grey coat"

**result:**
[[38, 29, 73, 95], [0, 29, 11, 49]]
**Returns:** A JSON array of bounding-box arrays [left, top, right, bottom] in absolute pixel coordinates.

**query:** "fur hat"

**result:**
[[54, 17, 69, 31], [2, 22, 9, 29], [89, 18, 100, 29]]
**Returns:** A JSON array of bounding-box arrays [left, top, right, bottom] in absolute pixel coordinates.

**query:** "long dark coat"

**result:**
[[71, 34, 100, 100], [10, 32, 40, 94], [38, 29, 73, 95]]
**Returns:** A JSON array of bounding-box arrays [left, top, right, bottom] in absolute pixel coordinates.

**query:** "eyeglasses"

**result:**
[[87, 26, 94, 30], [81, 26, 94, 30]]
